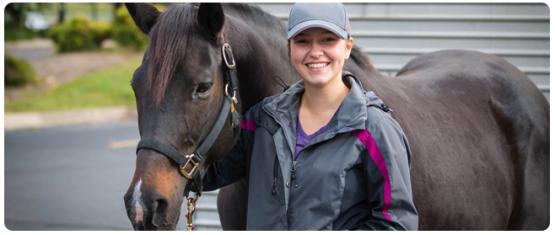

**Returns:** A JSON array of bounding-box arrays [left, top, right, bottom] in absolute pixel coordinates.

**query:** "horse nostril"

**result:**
[[156, 198, 168, 214], [151, 197, 169, 229]]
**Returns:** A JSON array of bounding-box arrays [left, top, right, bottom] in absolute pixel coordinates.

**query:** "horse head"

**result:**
[[123, 3, 241, 230], [123, 3, 297, 230]]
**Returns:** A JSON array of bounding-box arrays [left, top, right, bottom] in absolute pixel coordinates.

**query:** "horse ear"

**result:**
[[125, 3, 160, 34], [197, 3, 224, 42]]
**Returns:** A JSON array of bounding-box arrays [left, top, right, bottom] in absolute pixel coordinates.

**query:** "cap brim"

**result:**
[[287, 20, 348, 40]]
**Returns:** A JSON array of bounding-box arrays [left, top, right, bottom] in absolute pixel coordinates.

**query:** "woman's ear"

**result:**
[[287, 41, 291, 59], [345, 37, 354, 59]]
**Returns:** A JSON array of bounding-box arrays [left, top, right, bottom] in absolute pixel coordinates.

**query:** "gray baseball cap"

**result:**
[[287, 3, 351, 40]]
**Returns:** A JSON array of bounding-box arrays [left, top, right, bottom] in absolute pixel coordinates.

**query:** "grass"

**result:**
[[5, 57, 141, 113]]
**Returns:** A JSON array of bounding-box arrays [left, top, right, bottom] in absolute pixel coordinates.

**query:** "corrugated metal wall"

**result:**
[[184, 2, 550, 231]]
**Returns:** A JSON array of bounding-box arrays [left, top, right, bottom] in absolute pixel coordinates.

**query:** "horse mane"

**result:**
[[145, 4, 198, 106]]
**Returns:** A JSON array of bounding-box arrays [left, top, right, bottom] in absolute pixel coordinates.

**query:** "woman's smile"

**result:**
[[306, 62, 330, 68], [305, 61, 331, 73]]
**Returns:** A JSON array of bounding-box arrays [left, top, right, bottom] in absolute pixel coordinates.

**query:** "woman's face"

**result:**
[[290, 28, 352, 88]]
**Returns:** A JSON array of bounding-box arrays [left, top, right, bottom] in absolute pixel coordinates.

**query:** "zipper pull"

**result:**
[[290, 161, 296, 181]]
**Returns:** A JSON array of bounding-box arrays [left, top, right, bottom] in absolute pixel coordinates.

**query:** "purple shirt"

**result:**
[[295, 118, 329, 158]]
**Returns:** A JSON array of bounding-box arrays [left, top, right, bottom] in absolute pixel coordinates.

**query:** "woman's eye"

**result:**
[[294, 38, 309, 44], [323, 37, 337, 43]]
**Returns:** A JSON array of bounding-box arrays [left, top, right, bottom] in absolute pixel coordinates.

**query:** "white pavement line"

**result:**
[[4, 107, 137, 130], [109, 139, 139, 149]]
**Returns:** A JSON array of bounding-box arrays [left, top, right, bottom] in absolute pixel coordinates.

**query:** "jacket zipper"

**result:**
[[290, 160, 297, 181], [287, 159, 297, 227]]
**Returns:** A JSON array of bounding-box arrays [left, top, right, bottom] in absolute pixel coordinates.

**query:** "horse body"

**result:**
[[362, 50, 549, 229], [124, 3, 548, 230]]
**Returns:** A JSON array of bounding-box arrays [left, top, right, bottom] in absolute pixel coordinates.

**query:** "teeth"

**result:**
[[307, 63, 328, 68]]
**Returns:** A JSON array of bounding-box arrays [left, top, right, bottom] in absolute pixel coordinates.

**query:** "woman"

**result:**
[[203, 3, 418, 230]]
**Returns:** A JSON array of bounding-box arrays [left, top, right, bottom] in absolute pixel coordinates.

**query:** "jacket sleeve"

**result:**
[[355, 115, 418, 230], [202, 108, 257, 191]]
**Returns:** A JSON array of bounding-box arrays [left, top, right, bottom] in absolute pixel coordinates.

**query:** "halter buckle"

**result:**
[[222, 43, 236, 69], [179, 154, 199, 180], [224, 84, 238, 105]]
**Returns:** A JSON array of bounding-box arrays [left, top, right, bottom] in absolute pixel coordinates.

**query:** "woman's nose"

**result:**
[[308, 42, 324, 58]]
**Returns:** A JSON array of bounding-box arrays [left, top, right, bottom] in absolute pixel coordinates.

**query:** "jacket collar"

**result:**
[[262, 74, 372, 134]]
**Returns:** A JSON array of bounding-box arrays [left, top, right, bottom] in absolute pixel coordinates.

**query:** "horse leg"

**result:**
[[217, 179, 248, 230]]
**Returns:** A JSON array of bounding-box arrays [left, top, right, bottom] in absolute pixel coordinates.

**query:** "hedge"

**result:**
[[48, 17, 113, 52], [5, 53, 36, 87], [112, 6, 147, 51]]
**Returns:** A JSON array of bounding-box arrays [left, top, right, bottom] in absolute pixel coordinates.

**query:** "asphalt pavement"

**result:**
[[4, 120, 139, 230], [3, 114, 222, 231]]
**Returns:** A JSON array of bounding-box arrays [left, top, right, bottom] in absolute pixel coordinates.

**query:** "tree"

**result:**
[[5, 3, 27, 28], [57, 3, 66, 24]]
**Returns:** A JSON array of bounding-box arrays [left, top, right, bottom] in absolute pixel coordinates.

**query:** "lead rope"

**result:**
[[186, 194, 199, 231]]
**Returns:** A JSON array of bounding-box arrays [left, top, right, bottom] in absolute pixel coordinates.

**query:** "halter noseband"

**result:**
[[135, 41, 240, 194]]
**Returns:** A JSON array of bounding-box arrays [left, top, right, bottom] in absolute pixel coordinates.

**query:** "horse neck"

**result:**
[[224, 17, 298, 112]]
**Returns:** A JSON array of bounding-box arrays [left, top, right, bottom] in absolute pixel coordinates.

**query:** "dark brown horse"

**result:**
[[123, 3, 549, 230]]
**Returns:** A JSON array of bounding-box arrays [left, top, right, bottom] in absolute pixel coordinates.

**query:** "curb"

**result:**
[[4, 107, 137, 131]]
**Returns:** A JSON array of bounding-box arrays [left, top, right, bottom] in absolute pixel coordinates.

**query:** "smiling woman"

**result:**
[[201, 3, 418, 230], [289, 28, 352, 134]]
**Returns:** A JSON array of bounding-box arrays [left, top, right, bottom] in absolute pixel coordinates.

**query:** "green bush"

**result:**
[[48, 17, 113, 52], [5, 27, 38, 42], [112, 6, 147, 51], [5, 54, 36, 87], [92, 21, 113, 46]]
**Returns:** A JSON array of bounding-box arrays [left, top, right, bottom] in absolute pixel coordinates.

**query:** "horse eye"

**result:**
[[195, 82, 212, 98]]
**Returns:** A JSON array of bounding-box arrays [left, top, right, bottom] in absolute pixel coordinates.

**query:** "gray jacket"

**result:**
[[204, 75, 418, 230]]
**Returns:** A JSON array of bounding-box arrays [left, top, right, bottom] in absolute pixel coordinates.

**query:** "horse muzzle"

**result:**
[[124, 149, 188, 230], [124, 186, 183, 230]]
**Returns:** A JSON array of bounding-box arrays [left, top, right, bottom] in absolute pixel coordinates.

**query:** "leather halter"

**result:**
[[136, 42, 240, 196]]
